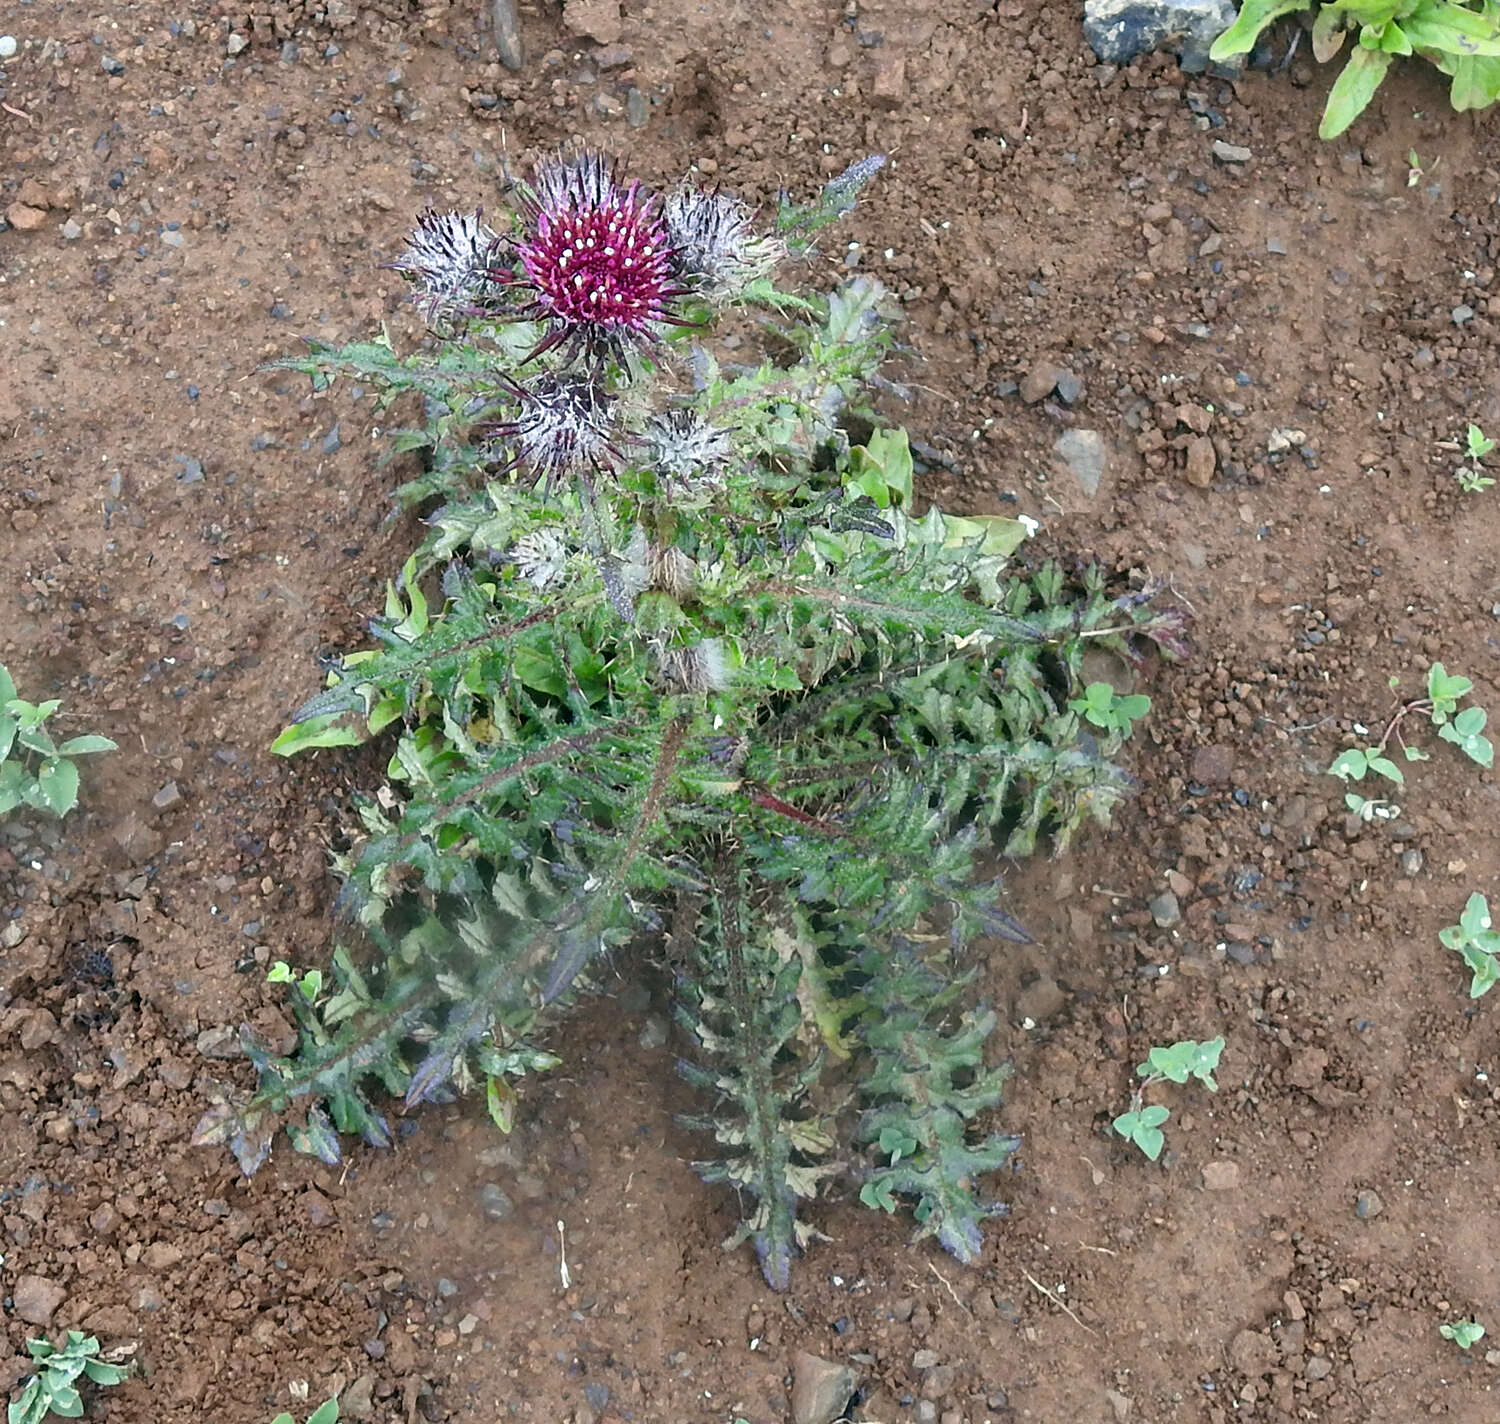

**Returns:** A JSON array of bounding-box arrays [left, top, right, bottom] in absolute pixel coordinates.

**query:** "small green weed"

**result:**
[[1069, 683, 1152, 740], [0, 665, 116, 818], [1328, 663, 1492, 819], [270, 1400, 338, 1424], [1212, 2, 1500, 139], [1112, 1037, 1224, 1162], [9, 1332, 131, 1424], [1440, 893, 1500, 999], [1439, 1317, 1485, 1350], [1466, 422, 1496, 461], [267, 961, 324, 1003]]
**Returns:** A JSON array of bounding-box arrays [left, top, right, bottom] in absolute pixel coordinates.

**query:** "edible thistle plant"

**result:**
[[195, 151, 1186, 1288]]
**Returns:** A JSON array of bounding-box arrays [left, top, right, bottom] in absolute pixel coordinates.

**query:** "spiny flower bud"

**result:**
[[641, 409, 733, 495], [511, 151, 682, 363], [664, 186, 784, 301], [388, 208, 508, 329], [657, 637, 734, 694], [493, 376, 619, 484], [509, 528, 568, 589]]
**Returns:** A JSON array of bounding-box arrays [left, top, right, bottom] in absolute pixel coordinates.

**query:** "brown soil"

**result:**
[[4, 1, 1500, 1422]]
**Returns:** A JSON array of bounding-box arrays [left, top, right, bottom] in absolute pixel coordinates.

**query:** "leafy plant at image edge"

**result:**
[[1212, 2, 1500, 139], [0, 665, 116, 818], [1440, 892, 1500, 998], [9, 1332, 130, 1424], [193, 151, 1188, 1289]]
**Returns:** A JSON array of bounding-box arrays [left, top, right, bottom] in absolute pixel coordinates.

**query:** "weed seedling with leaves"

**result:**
[[1439, 1317, 1485, 1350], [1327, 663, 1492, 817], [1113, 1037, 1224, 1162], [270, 1402, 338, 1424], [0, 666, 116, 818], [1440, 893, 1500, 999], [1212, 2, 1500, 140], [1069, 683, 1152, 741], [9, 1332, 131, 1424]]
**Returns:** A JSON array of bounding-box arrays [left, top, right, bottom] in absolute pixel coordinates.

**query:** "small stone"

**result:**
[[871, 50, 907, 107], [1452, 304, 1476, 325], [1104, 1388, 1132, 1423], [1355, 1189, 1384, 1220], [195, 1025, 241, 1059], [1202, 1160, 1239, 1191], [174, 455, 204, 483], [322, 424, 343, 455], [478, 1183, 514, 1221], [1053, 428, 1108, 497], [340, 1373, 377, 1420], [1148, 891, 1181, 929], [61, 218, 83, 240], [493, 0, 524, 69], [827, 41, 853, 67], [1400, 848, 1423, 877], [226, 32, 249, 55], [625, 87, 650, 127], [562, 0, 623, 44], [637, 1014, 668, 1050], [1054, 369, 1085, 404], [1303, 1355, 1332, 1381], [1014, 975, 1066, 1025], [6, 203, 48, 232], [1083, 0, 1237, 70], [1212, 140, 1253, 164], [1190, 744, 1235, 785], [0, 35, 18, 59], [1021, 360, 1066, 403], [1183, 435, 1216, 487], [912, 1349, 940, 1370], [151, 780, 182, 810], [13, 1275, 67, 1326], [592, 43, 633, 68], [143, 1241, 185, 1270], [790, 1351, 856, 1424], [1266, 236, 1287, 255]]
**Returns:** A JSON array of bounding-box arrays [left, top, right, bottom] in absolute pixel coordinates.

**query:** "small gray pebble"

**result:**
[[478, 1183, 514, 1221], [1148, 891, 1181, 929], [1355, 1189, 1384, 1220]]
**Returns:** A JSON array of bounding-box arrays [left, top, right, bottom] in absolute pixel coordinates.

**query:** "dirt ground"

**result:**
[[3, 0, 1500, 1421]]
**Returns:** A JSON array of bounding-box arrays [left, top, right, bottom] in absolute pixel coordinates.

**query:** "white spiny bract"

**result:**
[[510, 528, 568, 590], [641, 408, 734, 493], [665, 185, 785, 301], [387, 208, 507, 328]]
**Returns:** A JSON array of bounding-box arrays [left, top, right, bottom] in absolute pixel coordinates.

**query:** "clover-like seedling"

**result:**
[[10, 1331, 132, 1424], [1439, 893, 1500, 999], [1438, 706, 1493, 768], [1111, 1103, 1170, 1161], [1427, 663, 1475, 724], [1069, 682, 1152, 737], [271, 1400, 339, 1424], [1327, 746, 1403, 787], [1113, 1037, 1224, 1162], [1439, 1318, 1485, 1350], [1466, 424, 1496, 462], [1137, 1036, 1224, 1089]]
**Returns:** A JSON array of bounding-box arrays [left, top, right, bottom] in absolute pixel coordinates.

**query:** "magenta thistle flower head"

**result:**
[[387, 208, 508, 329], [511, 151, 682, 363], [491, 375, 620, 485]]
